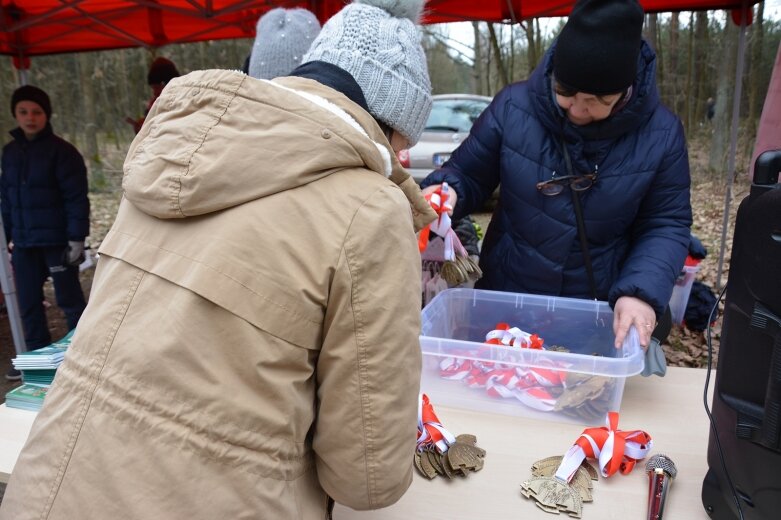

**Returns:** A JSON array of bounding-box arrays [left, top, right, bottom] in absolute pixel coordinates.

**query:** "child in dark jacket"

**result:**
[[1, 85, 89, 380]]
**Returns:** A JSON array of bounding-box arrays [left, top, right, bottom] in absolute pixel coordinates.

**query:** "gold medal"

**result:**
[[521, 476, 583, 518]]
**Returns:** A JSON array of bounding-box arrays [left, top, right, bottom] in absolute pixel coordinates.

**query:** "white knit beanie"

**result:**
[[303, 0, 432, 146], [248, 8, 321, 80]]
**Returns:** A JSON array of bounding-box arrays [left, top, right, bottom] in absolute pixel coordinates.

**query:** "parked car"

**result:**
[[398, 93, 492, 184]]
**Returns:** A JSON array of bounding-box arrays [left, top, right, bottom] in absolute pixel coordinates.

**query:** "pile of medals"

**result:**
[[414, 394, 486, 480], [520, 456, 597, 518], [520, 412, 653, 517], [440, 255, 482, 286], [414, 433, 486, 480], [437, 324, 614, 420], [554, 373, 615, 421]]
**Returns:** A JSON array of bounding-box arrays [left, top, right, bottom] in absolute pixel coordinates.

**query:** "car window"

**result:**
[[425, 99, 491, 133]]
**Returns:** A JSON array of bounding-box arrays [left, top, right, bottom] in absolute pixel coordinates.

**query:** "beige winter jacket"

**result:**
[[0, 70, 437, 520]]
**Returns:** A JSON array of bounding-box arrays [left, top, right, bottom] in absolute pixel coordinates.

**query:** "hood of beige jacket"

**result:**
[[122, 69, 436, 229]]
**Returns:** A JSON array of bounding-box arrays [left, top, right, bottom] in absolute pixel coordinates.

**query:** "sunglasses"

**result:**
[[536, 173, 597, 196]]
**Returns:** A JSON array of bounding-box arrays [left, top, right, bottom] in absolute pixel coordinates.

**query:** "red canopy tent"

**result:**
[[0, 0, 761, 356], [0, 0, 758, 58]]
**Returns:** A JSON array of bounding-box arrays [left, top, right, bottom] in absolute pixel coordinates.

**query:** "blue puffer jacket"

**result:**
[[1, 124, 89, 247], [422, 41, 692, 318]]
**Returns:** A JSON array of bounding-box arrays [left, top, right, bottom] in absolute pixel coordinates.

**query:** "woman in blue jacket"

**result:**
[[421, 0, 692, 359], [1, 85, 89, 380]]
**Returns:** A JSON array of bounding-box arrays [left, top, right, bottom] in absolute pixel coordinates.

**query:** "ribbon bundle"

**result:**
[[555, 412, 653, 482], [418, 183, 481, 286], [485, 322, 545, 349], [438, 324, 564, 411], [416, 393, 456, 453]]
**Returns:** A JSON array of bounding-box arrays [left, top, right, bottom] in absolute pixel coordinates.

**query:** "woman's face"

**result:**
[[555, 91, 623, 126], [389, 131, 410, 154]]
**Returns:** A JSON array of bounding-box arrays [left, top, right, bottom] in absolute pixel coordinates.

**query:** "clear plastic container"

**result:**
[[669, 264, 700, 325], [419, 288, 645, 424]]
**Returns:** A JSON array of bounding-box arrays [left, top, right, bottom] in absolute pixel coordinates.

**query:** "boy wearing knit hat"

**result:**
[[421, 0, 692, 376], [1, 86, 89, 381], [247, 7, 321, 80], [0, 1, 436, 519]]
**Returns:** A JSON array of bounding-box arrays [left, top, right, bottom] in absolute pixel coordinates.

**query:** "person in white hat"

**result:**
[[0, 1, 436, 519]]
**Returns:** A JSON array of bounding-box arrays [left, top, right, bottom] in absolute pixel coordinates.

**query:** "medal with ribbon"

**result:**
[[522, 412, 652, 517], [418, 183, 482, 286], [413, 393, 486, 480]]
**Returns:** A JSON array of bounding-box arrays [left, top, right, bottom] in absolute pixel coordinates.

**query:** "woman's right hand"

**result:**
[[421, 184, 457, 216]]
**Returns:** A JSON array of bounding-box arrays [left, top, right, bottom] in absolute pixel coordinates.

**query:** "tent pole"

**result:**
[[0, 216, 27, 356], [715, 5, 749, 291], [3, 50, 30, 358]]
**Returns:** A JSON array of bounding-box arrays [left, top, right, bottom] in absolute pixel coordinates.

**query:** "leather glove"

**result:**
[[65, 241, 85, 266]]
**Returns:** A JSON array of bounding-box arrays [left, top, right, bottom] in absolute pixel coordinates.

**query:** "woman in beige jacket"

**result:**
[[0, 1, 435, 518]]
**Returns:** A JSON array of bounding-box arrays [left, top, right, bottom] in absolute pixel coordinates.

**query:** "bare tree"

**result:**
[[472, 21, 485, 96], [694, 11, 711, 124], [685, 11, 696, 132], [487, 23, 510, 88], [709, 12, 738, 172], [746, 1, 765, 145], [669, 12, 681, 115]]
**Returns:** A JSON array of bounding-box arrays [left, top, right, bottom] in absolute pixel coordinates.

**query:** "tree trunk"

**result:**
[[746, 2, 765, 145], [472, 22, 484, 96], [669, 13, 680, 115], [524, 20, 539, 75], [709, 12, 738, 173], [77, 53, 100, 178], [648, 14, 665, 99], [694, 11, 710, 124], [487, 23, 509, 88], [684, 11, 695, 133]]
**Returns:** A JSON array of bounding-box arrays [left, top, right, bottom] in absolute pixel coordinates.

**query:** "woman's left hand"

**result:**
[[613, 296, 656, 350]]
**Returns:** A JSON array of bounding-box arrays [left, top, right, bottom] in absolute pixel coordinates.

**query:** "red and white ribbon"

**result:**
[[418, 183, 469, 261], [436, 322, 569, 411], [485, 323, 544, 349], [417, 393, 457, 453], [554, 412, 653, 482]]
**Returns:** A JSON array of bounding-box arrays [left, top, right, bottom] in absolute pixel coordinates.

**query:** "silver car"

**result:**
[[398, 94, 492, 183]]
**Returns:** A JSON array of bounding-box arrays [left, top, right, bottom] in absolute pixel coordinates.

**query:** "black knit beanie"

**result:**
[[147, 57, 180, 86], [553, 0, 644, 95], [11, 85, 52, 119]]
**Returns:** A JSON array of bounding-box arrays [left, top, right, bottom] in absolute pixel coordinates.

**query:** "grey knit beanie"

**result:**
[[303, 0, 432, 146], [248, 8, 321, 80]]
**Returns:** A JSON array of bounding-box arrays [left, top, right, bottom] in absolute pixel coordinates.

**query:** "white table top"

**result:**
[[0, 403, 37, 484], [1, 367, 715, 519], [334, 366, 714, 519]]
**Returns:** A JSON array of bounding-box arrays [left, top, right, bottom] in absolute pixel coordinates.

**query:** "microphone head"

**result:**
[[646, 453, 678, 478]]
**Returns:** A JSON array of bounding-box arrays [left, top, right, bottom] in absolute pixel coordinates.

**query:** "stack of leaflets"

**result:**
[[5, 384, 50, 411], [11, 329, 75, 386]]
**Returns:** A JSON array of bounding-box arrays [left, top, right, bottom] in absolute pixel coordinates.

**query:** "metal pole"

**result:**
[[2, 53, 30, 358], [0, 211, 26, 355], [715, 5, 749, 291]]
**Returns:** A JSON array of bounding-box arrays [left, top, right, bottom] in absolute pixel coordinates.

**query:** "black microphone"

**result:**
[[646, 453, 677, 520]]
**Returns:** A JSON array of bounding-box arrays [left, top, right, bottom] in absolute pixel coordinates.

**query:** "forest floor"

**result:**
[[0, 134, 749, 402]]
